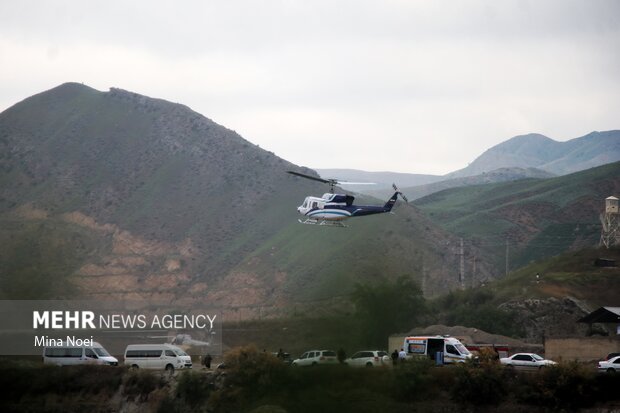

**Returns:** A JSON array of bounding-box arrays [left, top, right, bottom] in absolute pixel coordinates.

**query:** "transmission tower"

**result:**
[[600, 196, 620, 248]]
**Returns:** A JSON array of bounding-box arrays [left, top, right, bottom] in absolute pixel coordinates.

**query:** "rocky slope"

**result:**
[[0, 83, 488, 317]]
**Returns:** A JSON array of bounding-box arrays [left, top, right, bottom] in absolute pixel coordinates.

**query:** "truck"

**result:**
[[403, 335, 472, 364]]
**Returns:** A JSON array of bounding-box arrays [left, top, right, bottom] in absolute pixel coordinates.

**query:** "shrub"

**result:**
[[122, 369, 166, 401], [209, 345, 287, 411], [451, 362, 507, 406], [222, 345, 286, 389], [391, 357, 436, 401], [176, 370, 212, 407], [514, 362, 596, 409], [592, 371, 620, 403]]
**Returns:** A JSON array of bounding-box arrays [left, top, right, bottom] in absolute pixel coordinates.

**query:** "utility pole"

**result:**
[[505, 238, 509, 277], [421, 255, 426, 296], [459, 238, 465, 289], [472, 253, 477, 285]]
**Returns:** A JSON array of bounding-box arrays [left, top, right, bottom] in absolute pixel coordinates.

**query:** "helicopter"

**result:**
[[287, 171, 409, 227], [147, 332, 213, 349]]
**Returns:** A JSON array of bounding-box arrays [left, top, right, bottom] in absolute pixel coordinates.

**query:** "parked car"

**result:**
[[272, 351, 293, 365], [344, 350, 391, 367], [598, 355, 620, 373], [500, 353, 556, 370], [291, 350, 338, 366]]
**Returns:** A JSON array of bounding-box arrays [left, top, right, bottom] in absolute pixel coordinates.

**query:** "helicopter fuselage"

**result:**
[[296, 192, 399, 222]]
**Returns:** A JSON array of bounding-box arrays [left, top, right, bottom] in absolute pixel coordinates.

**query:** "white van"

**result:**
[[124, 344, 192, 371], [404, 335, 472, 364], [43, 341, 118, 366]]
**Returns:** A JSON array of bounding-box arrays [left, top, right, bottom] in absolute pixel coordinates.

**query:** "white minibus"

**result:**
[[43, 341, 118, 366], [124, 344, 192, 371]]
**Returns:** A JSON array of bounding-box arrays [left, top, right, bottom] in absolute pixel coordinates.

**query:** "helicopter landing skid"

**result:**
[[298, 218, 347, 227]]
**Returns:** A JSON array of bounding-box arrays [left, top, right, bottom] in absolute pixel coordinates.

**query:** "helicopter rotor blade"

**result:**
[[392, 183, 409, 203], [287, 171, 330, 184]]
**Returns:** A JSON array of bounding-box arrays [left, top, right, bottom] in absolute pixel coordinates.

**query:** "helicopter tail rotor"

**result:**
[[392, 183, 409, 203]]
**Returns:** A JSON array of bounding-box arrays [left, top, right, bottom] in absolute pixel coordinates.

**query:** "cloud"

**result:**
[[1, 0, 619, 174]]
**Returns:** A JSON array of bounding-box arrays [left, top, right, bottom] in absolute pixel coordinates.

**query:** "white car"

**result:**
[[291, 350, 338, 366], [598, 355, 620, 373], [344, 350, 391, 367], [500, 353, 556, 370]]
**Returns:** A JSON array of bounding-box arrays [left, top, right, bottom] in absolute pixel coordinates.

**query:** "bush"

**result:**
[[514, 362, 596, 409], [122, 369, 166, 401], [592, 371, 620, 403], [222, 345, 286, 390], [209, 345, 287, 411], [391, 357, 436, 401], [0, 363, 125, 413], [451, 362, 507, 406], [429, 290, 523, 337], [176, 370, 212, 407]]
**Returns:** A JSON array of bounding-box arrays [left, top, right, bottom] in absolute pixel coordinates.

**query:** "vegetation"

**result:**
[[122, 368, 167, 402], [415, 161, 620, 271], [0, 219, 103, 299], [0, 82, 464, 306], [481, 246, 620, 307], [5, 351, 620, 412], [0, 361, 125, 412], [428, 289, 524, 337], [352, 275, 426, 346]]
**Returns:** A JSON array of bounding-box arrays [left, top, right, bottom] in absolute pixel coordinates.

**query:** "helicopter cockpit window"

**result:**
[[311, 201, 318, 209], [302, 199, 309, 208]]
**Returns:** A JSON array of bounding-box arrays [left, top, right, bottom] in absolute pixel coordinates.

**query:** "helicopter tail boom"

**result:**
[[383, 192, 399, 211]]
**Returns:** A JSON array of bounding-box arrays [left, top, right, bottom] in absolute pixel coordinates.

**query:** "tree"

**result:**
[[351, 275, 426, 347]]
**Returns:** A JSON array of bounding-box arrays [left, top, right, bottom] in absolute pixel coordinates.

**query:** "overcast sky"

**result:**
[[1, 0, 618, 174]]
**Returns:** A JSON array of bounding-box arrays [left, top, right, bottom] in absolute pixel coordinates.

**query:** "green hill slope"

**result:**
[[492, 246, 620, 308], [0, 83, 477, 310], [414, 162, 620, 275]]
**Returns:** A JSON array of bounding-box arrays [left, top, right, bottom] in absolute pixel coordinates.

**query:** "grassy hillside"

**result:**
[[0, 83, 476, 310], [237, 199, 472, 304], [0, 83, 315, 274], [490, 246, 620, 308], [219, 246, 620, 353], [368, 167, 555, 201], [415, 162, 620, 274], [0, 216, 108, 299]]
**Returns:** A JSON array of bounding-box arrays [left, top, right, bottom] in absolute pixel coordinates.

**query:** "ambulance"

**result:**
[[403, 335, 472, 363]]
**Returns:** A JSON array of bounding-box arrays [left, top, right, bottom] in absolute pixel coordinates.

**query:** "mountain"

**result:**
[[367, 167, 555, 201], [402, 167, 555, 201], [0, 83, 482, 314], [314, 168, 442, 192], [414, 161, 620, 275], [448, 131, 620, 178], [318, 131, 619, 200], [0, 83, 311, 274]]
